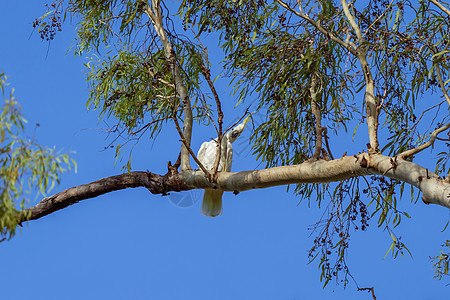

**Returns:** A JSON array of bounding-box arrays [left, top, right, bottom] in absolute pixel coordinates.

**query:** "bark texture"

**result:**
[[19, 171, 190, 223], [19, 153, 450, 225]]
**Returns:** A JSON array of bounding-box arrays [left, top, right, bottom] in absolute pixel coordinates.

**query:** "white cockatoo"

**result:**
[[197, 115, 251, 217]]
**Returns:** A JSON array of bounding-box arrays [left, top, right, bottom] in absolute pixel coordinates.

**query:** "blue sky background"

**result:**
[[0, 1, 449, 299]]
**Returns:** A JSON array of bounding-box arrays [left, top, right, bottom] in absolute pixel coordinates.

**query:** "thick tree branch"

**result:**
[[144, 1, 193, 171], [17, 153, 450, 224], [179, 154, 450, 209], [19, 171, 190, 223]]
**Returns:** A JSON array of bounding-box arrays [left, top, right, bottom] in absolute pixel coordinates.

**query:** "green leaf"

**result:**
[[432, 50, 450, 60], [384, 239, 395, 259]]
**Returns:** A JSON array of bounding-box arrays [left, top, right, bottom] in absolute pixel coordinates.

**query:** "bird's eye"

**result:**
[[231, 131, 239, 138]]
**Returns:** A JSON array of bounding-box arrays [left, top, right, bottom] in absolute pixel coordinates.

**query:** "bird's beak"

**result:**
[[242, 113, 253, 127]]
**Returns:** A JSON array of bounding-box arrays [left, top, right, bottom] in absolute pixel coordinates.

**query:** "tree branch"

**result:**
[[340, 0, 379, 153], [172, 107, 211, 180], [323, 127, 334, 160], [398, 123, 450, 159], [430, 0, 450, 17], [200, 56, 224, 180], [435, 62, 450, 108], [145, 66, 176, 88], [357, 286, 377, 300], [276, 0, 379, 151], [16, 153, 450, 225], [340, 0, 363, 43], [144, 0, 193, 171], [180, 154, 450, 209], [362, 0, 395, 39], [19, 171, 190, 223], [275, 0, 358, 56], [310, 74, 323, 159]]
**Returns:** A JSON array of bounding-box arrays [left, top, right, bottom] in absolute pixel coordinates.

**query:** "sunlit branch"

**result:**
[[144, 0, 193, 171], [430, 0, 450, 17], [340, 0, 379, 153], [398, 123, 450, 159], [17, 171, 191, 223], [435, 63, 450, 108], [16, 152, 450, 225], [340, 0, 362, 43]]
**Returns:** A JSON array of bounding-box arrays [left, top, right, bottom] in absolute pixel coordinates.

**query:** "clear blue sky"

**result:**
[[0, 2, 449, 299]]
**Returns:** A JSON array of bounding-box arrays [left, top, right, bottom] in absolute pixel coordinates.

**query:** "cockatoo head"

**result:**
[[227, 114, 251, 143]]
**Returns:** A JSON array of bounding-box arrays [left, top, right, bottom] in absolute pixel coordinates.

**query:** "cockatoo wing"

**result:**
[[197, 141, 208, 165], [225, 140, 233, 172]]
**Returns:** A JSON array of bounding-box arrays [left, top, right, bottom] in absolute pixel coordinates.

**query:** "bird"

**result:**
[[197, 115, 251, 217]]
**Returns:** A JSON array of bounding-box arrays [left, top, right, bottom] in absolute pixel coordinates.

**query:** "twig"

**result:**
[[357, 286, 377, 300], [200, 50, 224, 179], [323, 128, 334, 160], [399, 123, 450, 159], [172, 106, 211, 180], [130, 117, 167, 135], [274, 0, 357, 55], [430, 0, 450, 17], [435, 62, 450, 108], [363, 0, 395, 38], [409, 100, 445, 138], [223, 108, 252, 137], [145, 67, 176, 88]]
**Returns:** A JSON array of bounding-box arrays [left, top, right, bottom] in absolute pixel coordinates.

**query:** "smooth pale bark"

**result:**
[[145, 1, 193, 171], [340, 0, 380, 152], [180, 154, 450, 209], [19, 153, 450, 224]]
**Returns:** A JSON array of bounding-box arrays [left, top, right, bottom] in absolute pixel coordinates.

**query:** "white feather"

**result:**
[[197, 116, 251, 216]]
